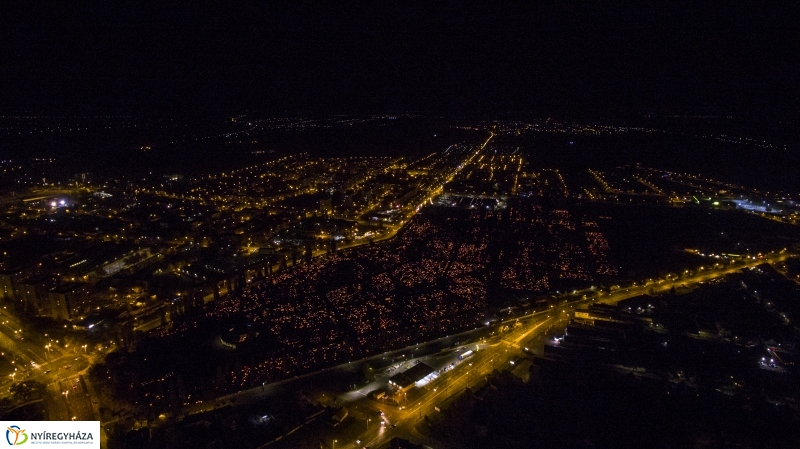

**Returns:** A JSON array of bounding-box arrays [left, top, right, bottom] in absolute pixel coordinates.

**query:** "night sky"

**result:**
[[2, 2, 798, 118]]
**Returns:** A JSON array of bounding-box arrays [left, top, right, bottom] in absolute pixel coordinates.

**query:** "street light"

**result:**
[[332, 439, 337, 449]]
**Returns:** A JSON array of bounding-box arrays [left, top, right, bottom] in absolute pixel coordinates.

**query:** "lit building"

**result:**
[[320, 197, 333, 215]]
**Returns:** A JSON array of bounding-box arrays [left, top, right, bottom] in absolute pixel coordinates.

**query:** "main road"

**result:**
[[351, 251, 795, 449], [165, 251, 792, 448]]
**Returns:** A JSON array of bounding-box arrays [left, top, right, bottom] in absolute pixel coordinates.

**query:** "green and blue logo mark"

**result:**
[[5, 426, 27, 445]]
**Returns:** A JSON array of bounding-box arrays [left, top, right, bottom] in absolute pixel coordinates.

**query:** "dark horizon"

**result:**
[[2, 3, 799, 120]]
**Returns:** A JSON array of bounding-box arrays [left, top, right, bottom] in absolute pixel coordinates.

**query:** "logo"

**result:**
[[1, 422, 98, 448], [5, 426, 27, 445]]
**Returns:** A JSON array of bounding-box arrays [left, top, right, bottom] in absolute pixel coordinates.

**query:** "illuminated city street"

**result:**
[[1, 5, 799, 448]]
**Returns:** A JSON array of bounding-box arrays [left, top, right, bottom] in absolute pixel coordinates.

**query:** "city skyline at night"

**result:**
[[1, 3, 799, 449]]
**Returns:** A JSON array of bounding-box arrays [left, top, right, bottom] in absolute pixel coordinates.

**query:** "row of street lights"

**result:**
[[44, 341, 88, 361]]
